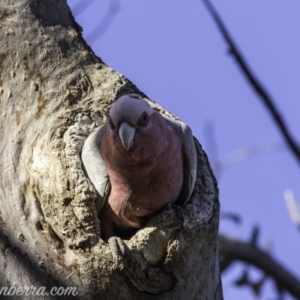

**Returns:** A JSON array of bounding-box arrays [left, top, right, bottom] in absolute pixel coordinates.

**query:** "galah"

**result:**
[[82, 94, 197, 263]]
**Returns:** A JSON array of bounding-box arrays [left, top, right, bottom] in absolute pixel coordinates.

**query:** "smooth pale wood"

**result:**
[[0, 1, 223, 299]]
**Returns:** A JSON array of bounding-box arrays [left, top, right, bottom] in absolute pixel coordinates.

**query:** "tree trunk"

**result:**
[[0, 1, 223, 299]]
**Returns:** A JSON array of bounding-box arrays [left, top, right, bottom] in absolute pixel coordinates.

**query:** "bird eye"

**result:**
[[109, 117, 115, 130], [138, 112, 149, 127]]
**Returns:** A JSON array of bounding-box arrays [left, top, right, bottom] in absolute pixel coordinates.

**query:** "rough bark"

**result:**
[[0, 0, 222, 299]]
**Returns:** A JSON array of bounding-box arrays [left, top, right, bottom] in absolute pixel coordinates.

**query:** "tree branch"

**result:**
[[85, 0, 121, 42], [218, 234, 300, 299], [284, 190, 300, 231], [72, 0, 96, 17], [213, 142, 284, 179], [202, 0, 300, 165]]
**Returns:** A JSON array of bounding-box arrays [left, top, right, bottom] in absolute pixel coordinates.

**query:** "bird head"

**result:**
[[108, 94, 167, 160]]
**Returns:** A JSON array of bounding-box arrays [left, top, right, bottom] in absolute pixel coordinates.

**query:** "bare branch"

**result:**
[[202, 0, 300, 165], [284, 190, 300, 231], [72, 0, 96, 17], [213, 142, 284, 179], [218, 234, 300, 299], [85, 0, 121, 43], [203, 121, 219, 166]]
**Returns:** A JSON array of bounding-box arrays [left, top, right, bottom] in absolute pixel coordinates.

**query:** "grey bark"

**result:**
[[0, 0, 223, 299]]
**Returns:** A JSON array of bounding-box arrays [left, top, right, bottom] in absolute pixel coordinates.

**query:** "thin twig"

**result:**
[[203, 121, 219, 166], [284, 190, 300, 231], [72, 0, 96, 17], [202, 0, 300, 165], [218, 234, 300, 299], [213, 141, 284, 179], [85, 0, 120, 43]]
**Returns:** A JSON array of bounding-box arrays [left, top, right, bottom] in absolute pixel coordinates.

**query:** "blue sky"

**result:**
[[68, 1, 300, 299]]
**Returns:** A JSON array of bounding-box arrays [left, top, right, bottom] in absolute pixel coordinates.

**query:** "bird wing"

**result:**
[[165, 117, 197, 205], [81, 124, 110, 212]]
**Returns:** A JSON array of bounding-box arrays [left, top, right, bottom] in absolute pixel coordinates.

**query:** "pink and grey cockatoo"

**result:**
[[82, 94, 197, 263]]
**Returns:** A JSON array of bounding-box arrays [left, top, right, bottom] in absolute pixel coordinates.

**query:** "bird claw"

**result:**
[[108, 236, 126, 266]]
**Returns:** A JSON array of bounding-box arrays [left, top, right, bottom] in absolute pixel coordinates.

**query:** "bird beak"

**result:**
[[119, 122, 136, 151]]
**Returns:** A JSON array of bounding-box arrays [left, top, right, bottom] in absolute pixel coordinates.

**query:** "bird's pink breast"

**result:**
[[100, 117, 184, 237]]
